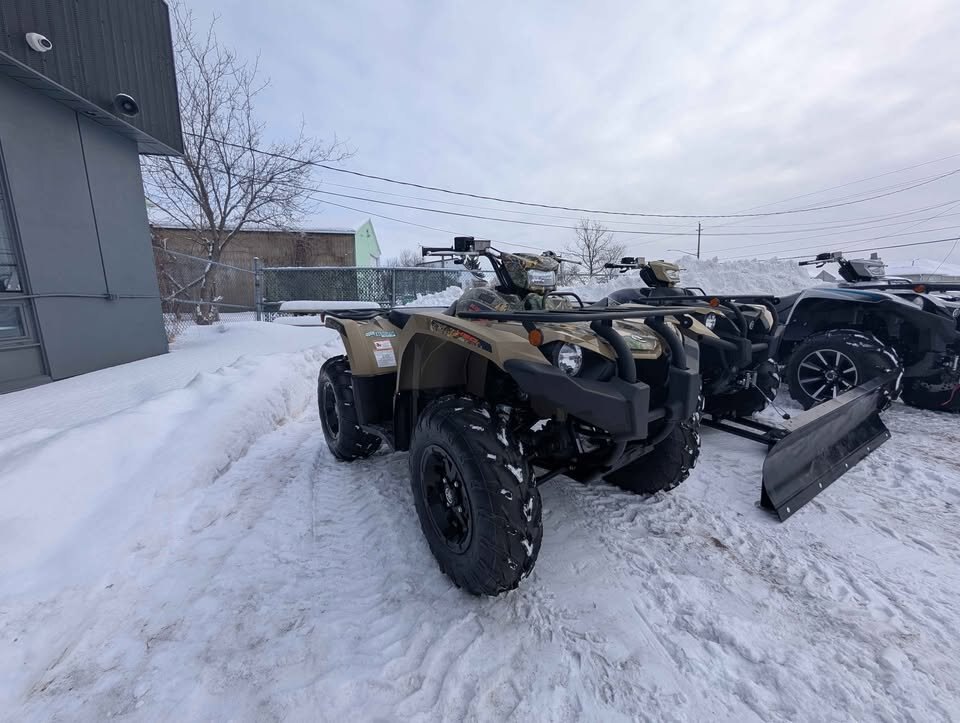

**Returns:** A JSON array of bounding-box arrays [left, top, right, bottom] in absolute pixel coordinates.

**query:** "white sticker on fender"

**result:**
[[374, 348, 396, 367]]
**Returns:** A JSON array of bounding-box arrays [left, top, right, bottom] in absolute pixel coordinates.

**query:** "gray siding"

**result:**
[[0, 0, 182, 154], [0, 73, 167, 383]]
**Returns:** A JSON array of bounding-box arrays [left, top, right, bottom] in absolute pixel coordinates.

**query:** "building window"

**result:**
[[0, 304, 25, 340], [0, 173, 22, 293]]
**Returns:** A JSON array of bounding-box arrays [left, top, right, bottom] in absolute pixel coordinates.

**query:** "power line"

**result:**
[[181, 132, 960, 219], [172, 157, 960, 245], [713, 205, 960, 255], [727, 226, 960, 260], [318, 179, 960, 231], [707, 151, 960, 216], [722, 199, 960, 259], [783, 235, 960, 260]]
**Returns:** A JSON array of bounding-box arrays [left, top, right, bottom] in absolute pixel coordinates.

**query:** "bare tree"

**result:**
[[564, 219, 626, 278], [142, 5, 350, 323], [383, 248, 423, 268]]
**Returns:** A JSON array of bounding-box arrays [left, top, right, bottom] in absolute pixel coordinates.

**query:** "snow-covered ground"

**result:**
[[2, 266, 959, 720]]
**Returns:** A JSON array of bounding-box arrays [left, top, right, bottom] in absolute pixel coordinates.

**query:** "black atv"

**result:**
[[600, 258, 782, 418], [777, 252, 960, 412]]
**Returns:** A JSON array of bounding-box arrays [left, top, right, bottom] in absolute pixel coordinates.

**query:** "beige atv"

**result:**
[[318, 237, 703, 595]]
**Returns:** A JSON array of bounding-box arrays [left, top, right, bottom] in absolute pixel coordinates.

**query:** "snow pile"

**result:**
[[396, 258, 817, 308], [569, 256, 817, 300], [886, 257, 960, 278], [0, 322, 332, 440], [402, 285, 464, 307], [0, 322, 338, 597]]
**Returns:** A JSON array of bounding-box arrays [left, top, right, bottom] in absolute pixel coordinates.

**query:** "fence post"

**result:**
[[253, 257, 263, 321]]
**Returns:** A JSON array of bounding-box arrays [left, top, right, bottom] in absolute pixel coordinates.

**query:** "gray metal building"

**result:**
[[0, 0, 182, 393]]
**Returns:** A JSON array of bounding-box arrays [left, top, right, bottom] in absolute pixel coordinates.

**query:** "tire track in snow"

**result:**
[[8, 390, 960, 721]]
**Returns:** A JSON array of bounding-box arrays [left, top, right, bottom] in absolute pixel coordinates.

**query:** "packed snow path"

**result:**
[[3, 355, 959, 720]]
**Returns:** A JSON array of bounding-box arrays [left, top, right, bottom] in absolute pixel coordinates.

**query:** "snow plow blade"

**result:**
[[761, 373, 895, 520]]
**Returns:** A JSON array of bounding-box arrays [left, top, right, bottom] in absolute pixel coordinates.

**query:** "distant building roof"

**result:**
[[151, 224, 356, 235]]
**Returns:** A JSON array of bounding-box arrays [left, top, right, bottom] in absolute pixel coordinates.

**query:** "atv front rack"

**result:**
[[607, 293, 783, 337]]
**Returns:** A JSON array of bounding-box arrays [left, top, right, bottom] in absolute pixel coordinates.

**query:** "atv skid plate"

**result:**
[[704, 373, 896, 520]]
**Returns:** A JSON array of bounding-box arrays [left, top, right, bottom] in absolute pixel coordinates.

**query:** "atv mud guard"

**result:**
[[703, 372, 896, 520]]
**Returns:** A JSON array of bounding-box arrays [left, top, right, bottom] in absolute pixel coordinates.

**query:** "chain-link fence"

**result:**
[[260, 266, 479, 314], [153, 247, 256, 340], [151, 249, 628, 338]]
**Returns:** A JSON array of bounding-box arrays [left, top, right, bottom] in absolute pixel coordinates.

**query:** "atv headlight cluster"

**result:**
[[540, 341, 615, 380], [554, 343, 583, 376]]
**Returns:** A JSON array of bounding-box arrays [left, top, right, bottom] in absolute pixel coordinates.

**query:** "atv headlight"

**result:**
[[554, 343, 583, 376], [704, 313, 718, 330]]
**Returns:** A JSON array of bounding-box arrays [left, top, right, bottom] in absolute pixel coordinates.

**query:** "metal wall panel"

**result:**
[[33, 296, 167, 379], [0, 0, 182, 153], [0, 73, 168, 387], [0, 74, 105, 296], [79, 114, 162, 297]]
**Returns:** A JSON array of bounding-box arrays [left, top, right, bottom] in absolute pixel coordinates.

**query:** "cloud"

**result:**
[[186, 0, 960, 265]]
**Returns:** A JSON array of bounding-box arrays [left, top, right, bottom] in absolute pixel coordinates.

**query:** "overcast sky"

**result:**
[[183, 0, 960, 267]]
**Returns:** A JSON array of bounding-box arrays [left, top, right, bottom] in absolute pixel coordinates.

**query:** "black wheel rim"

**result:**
[[797, 349, 858, 401], [320, 381, 340, 438], [419, 445, 473, 554]]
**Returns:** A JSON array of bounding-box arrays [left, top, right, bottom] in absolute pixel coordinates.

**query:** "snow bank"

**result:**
[[0, 323, 339, 597], [569, 256, 817, 300], [402, 285, 464, 307], [394, 259, 816, 308], [0, 322, 332, 440], [886, 257, 960, 278]]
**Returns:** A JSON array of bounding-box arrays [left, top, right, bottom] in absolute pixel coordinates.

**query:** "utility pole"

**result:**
[[696, 222, 702, 259]]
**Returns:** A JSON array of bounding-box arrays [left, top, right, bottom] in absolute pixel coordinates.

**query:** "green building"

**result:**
[[354, 220, 381, 266]]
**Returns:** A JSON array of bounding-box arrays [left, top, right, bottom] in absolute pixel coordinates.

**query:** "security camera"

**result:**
[[114, 93, 140, 117], [25, 32, 53, 53]]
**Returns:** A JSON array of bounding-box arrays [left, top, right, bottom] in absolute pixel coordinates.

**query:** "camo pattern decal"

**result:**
[[456, 287, 521, 315], [429, 319, 493, 352], [501, 252, 560, 293]]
